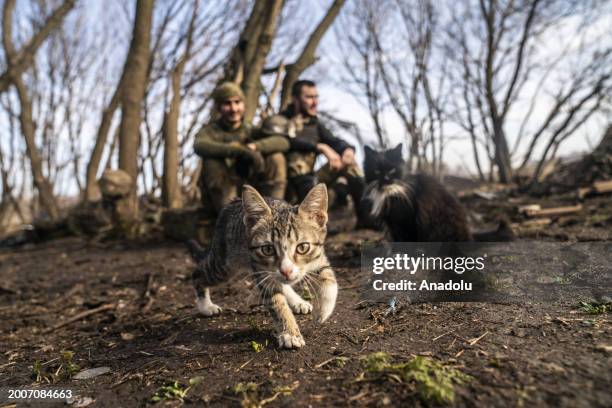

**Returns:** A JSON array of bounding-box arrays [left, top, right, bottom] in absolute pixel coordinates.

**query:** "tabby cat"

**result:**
[[362, 143, 473, 242], [188, 184, 337, 349]]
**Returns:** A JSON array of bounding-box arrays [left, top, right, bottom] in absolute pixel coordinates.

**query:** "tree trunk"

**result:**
[[279, 0, 346, 110], [13, 78, 60, 220], [2, 0, 62, 220], [85, 84, 124, 201], [492, 121, 513, 182], [241, 0, 284, 123], [162, 1, 198, 209], [117, 0, 154, 228], [0, 0, 75, 94]]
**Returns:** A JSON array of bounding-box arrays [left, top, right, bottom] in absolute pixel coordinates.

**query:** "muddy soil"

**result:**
[[0, 195, 611, 407]]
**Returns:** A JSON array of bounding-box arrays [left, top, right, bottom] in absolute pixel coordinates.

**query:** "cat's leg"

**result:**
[[282, 284, 312, 315], [195, 287, 222, 316], [266, 290, 305, 349], [262, 285, 306, 348], [315, 267, 338, 323]]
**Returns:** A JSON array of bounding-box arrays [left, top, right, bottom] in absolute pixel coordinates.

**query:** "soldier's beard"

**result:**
[[222, 114, 242, 129], [299, 105, 317, 118]]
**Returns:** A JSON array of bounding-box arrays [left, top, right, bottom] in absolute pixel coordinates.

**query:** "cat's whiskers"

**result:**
[[302, 273, 321, 301]]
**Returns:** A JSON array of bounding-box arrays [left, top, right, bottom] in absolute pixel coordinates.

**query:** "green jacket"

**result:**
[[194, 120, 289, 159]]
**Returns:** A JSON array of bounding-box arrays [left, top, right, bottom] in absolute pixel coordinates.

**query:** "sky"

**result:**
[[1, 0, 611, 201]]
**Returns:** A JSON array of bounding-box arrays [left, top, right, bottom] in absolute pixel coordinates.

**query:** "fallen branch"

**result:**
[[578, 180, 612, 198], [521, 204, 582, 218], [467, 331, 489, 346], [44, 303, 115, 333]]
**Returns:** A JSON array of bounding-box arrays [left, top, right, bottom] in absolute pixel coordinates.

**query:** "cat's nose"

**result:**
[[280, 266, 292, 279], [280, 259, 294, 279]]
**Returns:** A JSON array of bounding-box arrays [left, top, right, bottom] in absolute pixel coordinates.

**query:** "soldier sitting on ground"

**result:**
[[194, 82, 289, 214], [280, 79, 368, 224]]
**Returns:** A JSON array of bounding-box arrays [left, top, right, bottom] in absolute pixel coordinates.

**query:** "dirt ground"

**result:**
[[1, 193, 611, 407]]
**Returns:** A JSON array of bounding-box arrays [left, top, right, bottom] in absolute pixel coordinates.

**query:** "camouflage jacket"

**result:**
[[281, 105, 353, 155], [194, 119, 289, 159]]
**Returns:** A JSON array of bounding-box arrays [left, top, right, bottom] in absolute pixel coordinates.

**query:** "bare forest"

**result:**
[[1, 1, 611, 407]]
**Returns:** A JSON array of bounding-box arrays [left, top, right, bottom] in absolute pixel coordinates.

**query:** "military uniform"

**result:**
[[194, 119, 288, 213], [281, 106, 366, 211]]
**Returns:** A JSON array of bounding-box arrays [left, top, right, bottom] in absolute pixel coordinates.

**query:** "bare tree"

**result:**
[[446, 0, 612, 183], [1, 0, 76, 221], [335, 0, 389, 147], [116, 0, 154, 225], [0, 94, 25, 230], [0, 0, 75, 94], [224, 0, 285, 123], [161, 0, 199, 209], [337, 0, 448, 174], [278, 0, 346, 110]]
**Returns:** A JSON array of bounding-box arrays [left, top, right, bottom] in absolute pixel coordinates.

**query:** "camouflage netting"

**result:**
[[534, 125, 612, 195]]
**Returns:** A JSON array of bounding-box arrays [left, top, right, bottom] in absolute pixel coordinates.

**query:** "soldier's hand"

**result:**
[[250, 151, 265, 175], [240, 148, 265, 176], [341, 148, 355, 166], [317, 143, 343, 171], [247, 143, 257, 151]]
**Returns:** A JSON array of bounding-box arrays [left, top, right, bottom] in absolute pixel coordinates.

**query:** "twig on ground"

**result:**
[[43, 303, 115, 334], [467, 331, 489, 346]]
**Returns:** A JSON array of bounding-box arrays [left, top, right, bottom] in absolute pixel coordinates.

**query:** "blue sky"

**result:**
[[1, 0, 610, 200]]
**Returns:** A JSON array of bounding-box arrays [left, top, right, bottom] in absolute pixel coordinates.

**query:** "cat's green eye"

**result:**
[[260, 245, 275, 256], [296, 242, 310, 255]]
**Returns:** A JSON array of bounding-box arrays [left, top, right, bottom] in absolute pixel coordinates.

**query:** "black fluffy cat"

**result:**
[[362, 143, 474, 242]]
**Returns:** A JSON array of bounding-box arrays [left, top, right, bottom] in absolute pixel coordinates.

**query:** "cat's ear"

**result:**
[[298, 183, 328, 228], [388, 143, 403, 160], [364, 145, 375, 158], [242, 185, 271, 230]]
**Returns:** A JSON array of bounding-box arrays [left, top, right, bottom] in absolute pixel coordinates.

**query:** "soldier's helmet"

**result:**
[[261, 115, 291, 136]]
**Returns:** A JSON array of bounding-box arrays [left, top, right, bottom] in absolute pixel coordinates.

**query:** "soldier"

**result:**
[[281, 79, 367, 220], [194, 82, 289, 214]]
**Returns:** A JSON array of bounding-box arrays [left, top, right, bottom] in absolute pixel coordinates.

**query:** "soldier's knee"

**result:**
[[264, 152, 287, 181], [202, 159, 231, 190], [266, 152, 286, 166]]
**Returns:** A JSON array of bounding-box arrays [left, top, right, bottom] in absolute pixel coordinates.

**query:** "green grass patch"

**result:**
[[151, 377, 202, 403], [579, 300, 611, 314], [360, 352, 472, 404], [32, 351, 79, 383], [231, 381, 299, 408], [250, 340, 267, 353]]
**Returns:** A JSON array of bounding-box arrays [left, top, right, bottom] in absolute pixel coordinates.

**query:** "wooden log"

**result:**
[[525, 204, 582, 217], [518, 204, 541, 214], [593, 180, 612, 194], [520, 218, 552, 228], [576, 180, 612, 199]]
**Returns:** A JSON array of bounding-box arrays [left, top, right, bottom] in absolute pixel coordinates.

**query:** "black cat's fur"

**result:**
[[362, 143, 510, 242]]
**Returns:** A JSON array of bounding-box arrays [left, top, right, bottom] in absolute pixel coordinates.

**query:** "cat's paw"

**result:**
[[290, 301, 313, 315], [196, 298, 222, 317], [314, 303, 335, 324], [277, 333, 305, 349]]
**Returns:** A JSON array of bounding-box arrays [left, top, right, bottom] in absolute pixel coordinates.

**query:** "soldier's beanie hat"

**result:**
[[213, 82, 245, 105]]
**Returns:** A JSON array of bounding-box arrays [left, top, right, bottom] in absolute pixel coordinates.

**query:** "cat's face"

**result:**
[[364, 143, 404, 185], [242, 184, 328, 285]]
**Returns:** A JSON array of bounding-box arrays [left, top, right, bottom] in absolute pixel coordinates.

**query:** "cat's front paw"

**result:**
[[314, 302, 335, 324], [277, 333, 305, 349], [196, 298, 222, 317], [290, 301, 313, 315]]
